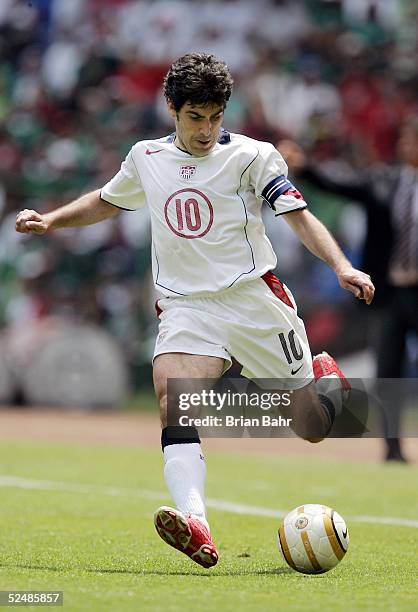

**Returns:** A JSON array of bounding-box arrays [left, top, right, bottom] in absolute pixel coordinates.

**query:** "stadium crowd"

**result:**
[[1, 0, 417, 384]]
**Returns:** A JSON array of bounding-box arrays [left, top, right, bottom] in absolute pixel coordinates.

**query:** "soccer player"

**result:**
[[16, 53, 374, 569]]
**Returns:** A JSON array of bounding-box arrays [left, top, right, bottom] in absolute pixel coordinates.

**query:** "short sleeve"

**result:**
[[101, 149, 146, 211], [249, 142, 307, 216]]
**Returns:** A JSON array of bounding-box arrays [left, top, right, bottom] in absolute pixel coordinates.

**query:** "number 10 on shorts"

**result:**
[[278, 330, 304, 365]]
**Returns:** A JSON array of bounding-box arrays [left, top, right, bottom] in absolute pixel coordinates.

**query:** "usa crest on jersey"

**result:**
[[180, 165, 197, 180]]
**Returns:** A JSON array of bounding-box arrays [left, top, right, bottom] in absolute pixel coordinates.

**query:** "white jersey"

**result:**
[[101, 130, 307, 297]]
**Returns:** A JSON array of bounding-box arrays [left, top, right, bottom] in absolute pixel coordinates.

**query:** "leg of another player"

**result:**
[[376, 294, 408, 461], [153, 353, 224, 567]]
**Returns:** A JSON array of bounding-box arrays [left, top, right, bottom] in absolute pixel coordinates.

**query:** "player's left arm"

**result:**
[[284, 208, 375, 305]]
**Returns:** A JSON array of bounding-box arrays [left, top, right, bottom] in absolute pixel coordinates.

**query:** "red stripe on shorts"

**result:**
[[155, 300, 162, 318], [261, 271, 294, 309]]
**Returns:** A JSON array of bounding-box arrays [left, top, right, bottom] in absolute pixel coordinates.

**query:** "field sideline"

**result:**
[[0, 409, 417, 611], [0, 408, 417, 462]]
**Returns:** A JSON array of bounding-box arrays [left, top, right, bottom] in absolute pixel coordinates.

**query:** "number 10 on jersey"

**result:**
[[164, 188, 214, 239]]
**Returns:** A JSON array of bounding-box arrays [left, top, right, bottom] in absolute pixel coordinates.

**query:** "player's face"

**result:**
[[168, 101, 224, 157]]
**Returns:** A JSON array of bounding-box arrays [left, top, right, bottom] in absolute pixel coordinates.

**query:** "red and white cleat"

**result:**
[[313, 351, 351, 394], [154, 506, 218, 568]]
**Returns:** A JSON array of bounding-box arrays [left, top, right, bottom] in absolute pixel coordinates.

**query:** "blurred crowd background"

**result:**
[[0, 0, 417, 407]]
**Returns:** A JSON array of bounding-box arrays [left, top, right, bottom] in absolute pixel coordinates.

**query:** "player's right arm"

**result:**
[[15, 189, 121, 235]]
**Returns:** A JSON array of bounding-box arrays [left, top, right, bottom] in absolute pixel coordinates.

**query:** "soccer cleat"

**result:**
[[313, 351, 351, 393], [154, 506, 218, 568]]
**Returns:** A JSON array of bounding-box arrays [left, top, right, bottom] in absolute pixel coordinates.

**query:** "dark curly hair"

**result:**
[[163, 53, 233, 112]]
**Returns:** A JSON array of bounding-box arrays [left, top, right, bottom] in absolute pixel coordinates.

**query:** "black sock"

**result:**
[[161, 426, 200, 451], [318, 394, 336, 435]]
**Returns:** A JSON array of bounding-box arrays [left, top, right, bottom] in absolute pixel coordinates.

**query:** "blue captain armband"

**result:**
[[262, 175, 294, 210]]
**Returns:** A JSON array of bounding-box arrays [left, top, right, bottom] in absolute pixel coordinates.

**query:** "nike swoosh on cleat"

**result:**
[[291, 365, 303, 375], [145, 148, 163, 155], [342, 528, 348, 539]]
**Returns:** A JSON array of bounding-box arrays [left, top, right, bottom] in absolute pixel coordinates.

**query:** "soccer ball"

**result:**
[[277, 504, 349, 574]]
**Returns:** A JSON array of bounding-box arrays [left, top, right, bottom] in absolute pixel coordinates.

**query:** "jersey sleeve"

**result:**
[[249, 142, 307, 215], [100, 148, 146, 211]]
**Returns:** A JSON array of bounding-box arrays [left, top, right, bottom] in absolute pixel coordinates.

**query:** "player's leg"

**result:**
[[376, 291, 408, 461], [153, 352, 224, 568], [276, 379, 331, 443], [310, 351, 351, 441], [227, 276, 350, 442], [242, 353, 350, 441]]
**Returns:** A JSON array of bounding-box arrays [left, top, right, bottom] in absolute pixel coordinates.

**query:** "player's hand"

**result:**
[[15, 209, 49, 235], [336, 266, 375, 305], [277, 140, 307, 173]]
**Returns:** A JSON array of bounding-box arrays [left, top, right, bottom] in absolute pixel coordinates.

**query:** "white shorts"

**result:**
[[153, 272, 313, 390]]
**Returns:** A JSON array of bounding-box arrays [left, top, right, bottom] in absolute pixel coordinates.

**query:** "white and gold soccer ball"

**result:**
[[278, 504, 349, 574]]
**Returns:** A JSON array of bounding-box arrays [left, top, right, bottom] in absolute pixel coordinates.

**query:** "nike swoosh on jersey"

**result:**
[[291, 364, 303, 375], [145, 148, 163, 155]]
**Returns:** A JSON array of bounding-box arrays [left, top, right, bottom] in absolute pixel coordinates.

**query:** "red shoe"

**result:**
[[313, 351, 351, 393], [154, 506, 218, 568]]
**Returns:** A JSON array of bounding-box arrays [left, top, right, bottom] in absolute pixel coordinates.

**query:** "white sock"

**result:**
[[315, 374, 343, 416], [163, 443, 209, 530]]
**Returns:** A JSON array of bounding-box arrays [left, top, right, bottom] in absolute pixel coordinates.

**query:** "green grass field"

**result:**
[[0, 441, 417, 611]]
